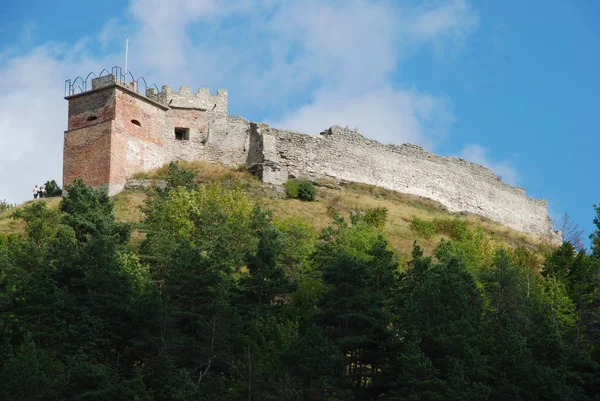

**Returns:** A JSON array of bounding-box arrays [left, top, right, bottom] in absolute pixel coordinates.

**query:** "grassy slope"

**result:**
[[2, 161, 547, 257], [0, 197, 62, 234]]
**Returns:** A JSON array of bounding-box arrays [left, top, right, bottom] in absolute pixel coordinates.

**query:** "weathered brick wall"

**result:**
[[63, 120, 112, 189], [63, 87, 116, 189], [67, 88, 115, 131], [109, 89, 168, 195]]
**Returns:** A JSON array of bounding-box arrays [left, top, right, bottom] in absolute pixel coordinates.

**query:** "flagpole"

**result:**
[[125, 38, 129, 77]]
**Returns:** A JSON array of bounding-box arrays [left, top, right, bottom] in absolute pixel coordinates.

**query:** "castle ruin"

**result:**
[[63, 71, 558, 240]]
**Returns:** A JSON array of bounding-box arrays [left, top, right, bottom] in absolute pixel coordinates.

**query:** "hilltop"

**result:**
[[1, 161, 553, 262]]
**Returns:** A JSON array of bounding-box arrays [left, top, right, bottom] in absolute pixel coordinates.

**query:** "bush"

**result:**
[[297, 180, 317, 201], [166, 162, 196, 189], [362, 207, 388, 230], [350, 207, 388, 230], [284, 179, 316, 201], [284, 179, 299, 198], [410, 217, 436, 239], [433, 218, 470, 241], [43, 180, 63, 197]]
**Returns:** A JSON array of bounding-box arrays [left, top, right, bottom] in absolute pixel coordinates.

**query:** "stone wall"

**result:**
[[250, 124, 556, 239]]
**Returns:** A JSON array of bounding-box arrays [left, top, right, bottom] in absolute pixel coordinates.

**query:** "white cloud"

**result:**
[[410, 0, 479, 58], [0, 0, 479, 205], [271, 86, 454, 148], [267, 0, 475, 147], [457, 144, 519, 185], [0, 43, 109, 205]]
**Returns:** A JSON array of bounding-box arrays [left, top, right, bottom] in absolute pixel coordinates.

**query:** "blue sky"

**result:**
[[1, 0, 599, 245]]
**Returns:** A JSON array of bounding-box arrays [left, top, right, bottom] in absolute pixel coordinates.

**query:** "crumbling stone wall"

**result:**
[[250, 124, 556, 239]]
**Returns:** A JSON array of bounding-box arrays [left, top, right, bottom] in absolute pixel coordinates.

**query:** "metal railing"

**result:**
[[64, 66, 159, 97]]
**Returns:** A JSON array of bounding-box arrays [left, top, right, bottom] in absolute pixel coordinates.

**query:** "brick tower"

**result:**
[[63, 72, 229, 195]]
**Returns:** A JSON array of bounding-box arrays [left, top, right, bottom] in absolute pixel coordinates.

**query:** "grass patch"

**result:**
[[0, 197, 62, 235], [113, 190, 147, 223], [132, 160, 260, 188]]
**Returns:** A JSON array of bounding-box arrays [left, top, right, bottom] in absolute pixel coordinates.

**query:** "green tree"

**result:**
[[386, 243, 489, 401], [43, 179, 63, 197], [314, 233, 397, 399]]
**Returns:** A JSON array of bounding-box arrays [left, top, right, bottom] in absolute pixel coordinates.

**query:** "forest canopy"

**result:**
[[1, 167, 599, 401]]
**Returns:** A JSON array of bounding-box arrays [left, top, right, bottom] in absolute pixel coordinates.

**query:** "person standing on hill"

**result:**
[[33, 185, 39, 199]]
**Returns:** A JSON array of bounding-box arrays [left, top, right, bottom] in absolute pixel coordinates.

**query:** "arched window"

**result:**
[[131, 119, 141, 127]]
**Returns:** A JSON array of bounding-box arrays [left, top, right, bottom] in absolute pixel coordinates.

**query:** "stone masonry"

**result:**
[[63, 74, 559, 241]]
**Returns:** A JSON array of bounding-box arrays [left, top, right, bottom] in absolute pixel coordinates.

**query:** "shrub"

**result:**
[[284, 179, 299, 198], [350, 207, 388, 230], [297, 180, 317, 201], [284, 179, 316, 201], [166, 162, 196, 189], [43, 180, 63, 197], [433, 218, 470, 241], [410, 217, 436, 239], [362, 207, 388, 230]]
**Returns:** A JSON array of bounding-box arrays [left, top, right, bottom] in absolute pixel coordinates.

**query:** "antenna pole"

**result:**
[[125, 38, 129, 77]]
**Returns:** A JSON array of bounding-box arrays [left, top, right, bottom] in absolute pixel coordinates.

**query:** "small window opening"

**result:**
[[175, 127, 190, 141], [131, 119, 141, 127], [86, 116, 98, 121]]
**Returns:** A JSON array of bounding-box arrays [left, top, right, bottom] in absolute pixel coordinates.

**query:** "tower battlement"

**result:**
[[146, 86, 228, 113]]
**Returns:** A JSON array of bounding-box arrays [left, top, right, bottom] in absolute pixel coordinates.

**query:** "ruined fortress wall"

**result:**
[[63, 75, 556, 239], [146, 86, 247, 167], [204, 115, 252, 166], [255, 125, 553, 237], [163, 108, 210, 163]]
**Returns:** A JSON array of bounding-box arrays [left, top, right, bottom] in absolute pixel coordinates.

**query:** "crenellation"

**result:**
[[63, 72, 561, 243], [157, 85, 228, 113], [91, 75, 117, 90]]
